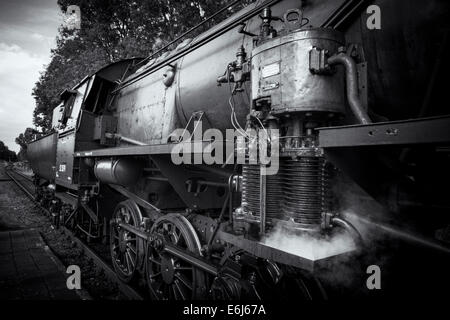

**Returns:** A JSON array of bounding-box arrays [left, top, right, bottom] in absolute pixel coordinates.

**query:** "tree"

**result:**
[[0, 141, 17, 162], [15, 127, 40, 150], [32, 36, 109, 129], [14, 128, 39, 161]]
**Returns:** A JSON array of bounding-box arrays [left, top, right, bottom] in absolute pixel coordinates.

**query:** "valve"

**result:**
[[259, 7, 282, 39], [217, 46, 250, 92]]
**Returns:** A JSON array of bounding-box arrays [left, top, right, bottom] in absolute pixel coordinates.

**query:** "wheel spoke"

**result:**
[[175, 273, 193, 291], [148, 256, 161, 265], [124, 251, 132, 272], [126, 250, 135, 268], [127, 244, 137, 255], [149, 272, 161, 279], [174, 279, 187, 300], [171, 285, 179, 300], [174, 229, 181, 243]]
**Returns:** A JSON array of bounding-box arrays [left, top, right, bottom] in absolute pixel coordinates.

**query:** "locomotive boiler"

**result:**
[[27, 0, 450, 300]]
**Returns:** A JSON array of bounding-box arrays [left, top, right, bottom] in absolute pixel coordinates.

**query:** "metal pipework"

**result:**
[[327, 52, 372, 125], [104, 133, 147, 146], [331, 216, 364, 247]]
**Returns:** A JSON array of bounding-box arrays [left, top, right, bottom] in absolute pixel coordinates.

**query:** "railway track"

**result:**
[[4, 165, 144, 300]]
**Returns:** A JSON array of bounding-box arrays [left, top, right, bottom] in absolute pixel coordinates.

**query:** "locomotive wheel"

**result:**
[[110, 200, 143, 283], [146, 214, 206, 300]]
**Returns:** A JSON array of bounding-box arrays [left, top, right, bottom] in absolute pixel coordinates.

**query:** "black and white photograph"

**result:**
[[0, 0, 449, 313]]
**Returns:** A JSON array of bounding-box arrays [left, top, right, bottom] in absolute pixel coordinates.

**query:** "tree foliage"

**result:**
[[0, 141, 17, 162], [15, 127, 40, 150], [14, 127, 39, 161]]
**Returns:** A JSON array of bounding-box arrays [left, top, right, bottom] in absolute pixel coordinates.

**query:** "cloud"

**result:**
[[0, 43, 49, 152], [0, 23, 57, 56], [0, 1, 59, 153], [31, 32, 46, 41]]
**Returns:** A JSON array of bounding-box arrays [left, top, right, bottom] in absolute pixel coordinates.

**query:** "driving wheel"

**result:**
[[146, 214, 207, 300], [110, 200, 142, 283]]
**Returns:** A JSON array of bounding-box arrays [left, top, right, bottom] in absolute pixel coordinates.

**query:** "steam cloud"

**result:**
[[262, 224, 356, 261]]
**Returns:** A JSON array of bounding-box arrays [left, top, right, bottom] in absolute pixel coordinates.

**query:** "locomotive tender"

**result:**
[[27, 0, 450, 299]]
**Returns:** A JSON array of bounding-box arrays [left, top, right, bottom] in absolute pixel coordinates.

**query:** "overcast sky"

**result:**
[[0, 0, 61, 152]]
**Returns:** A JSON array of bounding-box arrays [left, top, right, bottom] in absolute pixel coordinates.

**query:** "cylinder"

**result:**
[[281, 155, 332, 230], [94, 159, 143, 186], [251, 28, 346, 115]]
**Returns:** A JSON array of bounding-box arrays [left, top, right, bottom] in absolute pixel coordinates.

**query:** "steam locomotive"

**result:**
[[27, 0, 450, 299]]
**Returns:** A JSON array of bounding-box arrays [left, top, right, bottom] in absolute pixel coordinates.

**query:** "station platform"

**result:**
[[0, 228, 84, 300]]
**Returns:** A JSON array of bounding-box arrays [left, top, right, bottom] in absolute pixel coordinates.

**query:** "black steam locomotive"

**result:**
[[27, 0, 450, 299]]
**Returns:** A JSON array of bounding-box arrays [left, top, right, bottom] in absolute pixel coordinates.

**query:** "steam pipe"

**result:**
[[331, 216, 364, 247], [327, 53, 371, 125]]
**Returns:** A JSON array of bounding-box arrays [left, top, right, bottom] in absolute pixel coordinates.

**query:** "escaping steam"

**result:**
[[262, 224, 356, 261]]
